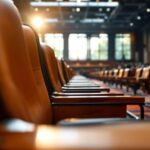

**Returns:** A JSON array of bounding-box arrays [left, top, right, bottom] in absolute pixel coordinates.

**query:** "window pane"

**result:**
[[90, 34, 108, 60], [115, 34, 131, 60], [44, 33, 64, 59], [69, 34, 87, 60]]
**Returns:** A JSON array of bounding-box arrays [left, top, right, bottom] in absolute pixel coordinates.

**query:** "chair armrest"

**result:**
[[53, 91, 124, 96], [58, 118, 137, 126], [51, 95, 144, 123], [52, 95, 145, 104], [62, 87, 110, 93], [137, 78, 148, 82]]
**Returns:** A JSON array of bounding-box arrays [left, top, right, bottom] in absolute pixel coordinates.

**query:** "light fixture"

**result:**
[[76, 7, 80, 12], [46, 8, 50, 12], [104, 16, 108, 20], [81, 18, 104, 23], [99, 8, 103, 12], [130, 22, 134, 27], [106, 8, 110, 12], [77, 0, 81, 3], [34, 8, 38, 12], [137, 16, 141, 20], [69, 15, 73, 19], [32, 17, 44, 28], [30, 2, 119, 8], [147, 8, 150, 13]]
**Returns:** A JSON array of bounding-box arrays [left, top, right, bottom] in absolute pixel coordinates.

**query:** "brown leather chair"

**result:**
[[60, 60, 96, 84], [23, 23, 141, 124], [59, 60, 100, 87], [0, 0, 145, 124], [41, 43, 111, 93], [0, 0, 52, 124], [119, 68, 131, 88], [23, 25, 140, 123], [39, 44, 144, 122], [128, 66, 150, 94]]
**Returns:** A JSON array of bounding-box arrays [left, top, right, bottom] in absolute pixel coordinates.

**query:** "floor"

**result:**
[[92, 79, 150, 120]]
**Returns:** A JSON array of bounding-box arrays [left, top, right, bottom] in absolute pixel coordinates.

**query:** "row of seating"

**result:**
[[90, 65, 150, 94], [0, 0, 145, 125], [0, 1, 149, 149]]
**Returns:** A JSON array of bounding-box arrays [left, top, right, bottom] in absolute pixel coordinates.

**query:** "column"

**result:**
[[63, 33, 69, 60], [135, 31, 144, 63], [87, 34, 91, 60], [108, 33, 115, 61]]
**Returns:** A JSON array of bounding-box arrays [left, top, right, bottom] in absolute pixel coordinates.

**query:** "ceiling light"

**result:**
[[137, 16, 141, 20], [44, 18, 58, 23], [81, 18, 104, 23], [69, 15, 73, 19], [46, 8, 50, 12], [34, 8, 38, 12], [32, 17, 44, 28], [147, 8, 150, 13], [130, 22, 134, 27], [30, 2, 119, 8], [76, 8, 80, 12], [77, 0, 81, 3], [104, 16, 108, 20], [106, 8, 110, 12], [99, 8, 103, 12]]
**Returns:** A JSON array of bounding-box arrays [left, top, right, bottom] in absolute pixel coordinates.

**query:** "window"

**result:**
[[115, 34, 131, 60], [44, 33, 64, 59], [69, 34, 87, 60], [90, 34, 108, 60]]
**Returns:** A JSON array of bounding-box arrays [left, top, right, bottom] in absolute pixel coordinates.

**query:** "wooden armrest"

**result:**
[[52, 95, 145, 104], [62, 87, 110, 93], [53, 91, 124, 96], [51, 96, 144, 123], [126, 77, 136, 81], [2, 121, 150, 149], [58, 118, 137, 126], [137, 78, 148, 82], [63, 85, 100, 88]]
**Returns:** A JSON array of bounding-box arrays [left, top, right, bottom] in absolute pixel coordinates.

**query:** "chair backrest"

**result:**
[[57, 59, 67, 85], [108, 70, 113, 77], [117, 69, 124, 78], [123, 68, 130, 78], [41, 44, 62, 92], [0, 0, 51, 124], [61, 60, 71, 83], [23, 25, 52, 123], [141, 66, 150, 79], [135, 67, 142, 79], [113, 69, 119, 77]]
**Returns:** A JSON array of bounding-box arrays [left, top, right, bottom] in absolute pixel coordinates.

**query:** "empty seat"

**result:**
[[0, 0, 145, 124], [0, 0, 52, 124]]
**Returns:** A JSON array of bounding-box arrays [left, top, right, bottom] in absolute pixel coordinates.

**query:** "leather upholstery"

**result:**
[[0, 0, 51, 124], [41, 44, 62, 92], [23, 26, 52, 123], [57, 59, 67, 86], [41, 45, 110, 93]]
